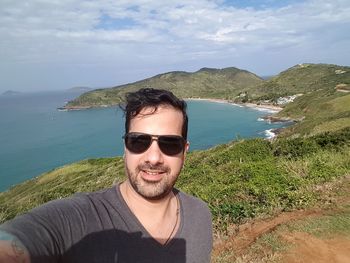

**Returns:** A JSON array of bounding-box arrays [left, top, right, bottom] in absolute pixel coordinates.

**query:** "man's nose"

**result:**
[[144, 140, 164, 164]]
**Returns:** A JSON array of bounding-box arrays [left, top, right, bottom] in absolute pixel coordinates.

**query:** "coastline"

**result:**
[[60, 98, 283, 113], [185, 98, 283, 113], [185, 98, 289, 140], [60, 98, 289, 140]]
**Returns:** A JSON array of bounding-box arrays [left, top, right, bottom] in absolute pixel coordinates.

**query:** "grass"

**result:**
[[1, 63, 349, 261], [0, 158, 126, 223], [257, 63, 350, 98], [212, 176, 350, 263], [66, 67, 263, 107], [277, 90, 350, 137], [249, 203, 350, 262], [287, 206, 350, 238], [1, 128, 349, 235], [65, 63, 350, 109]]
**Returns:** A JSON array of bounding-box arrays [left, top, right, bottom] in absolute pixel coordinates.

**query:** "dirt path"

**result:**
[[212, 176, 350, 263], [281, 232, 350, 263], [212, 209, 323, 259]]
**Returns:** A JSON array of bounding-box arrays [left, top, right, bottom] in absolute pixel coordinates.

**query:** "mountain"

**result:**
[[1, 90, 22, 96], [62, 67, 263, 109], [276, 88, 350, 137], [254, 63, 350, 101], [262, 64, 350, 137], [62, 63, 350, 109], [66, 87, 92, 93]]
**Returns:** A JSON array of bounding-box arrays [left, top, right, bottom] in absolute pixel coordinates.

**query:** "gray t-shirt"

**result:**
[[1, 186, 212, 263]]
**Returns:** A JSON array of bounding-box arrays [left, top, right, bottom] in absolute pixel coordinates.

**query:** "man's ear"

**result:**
[[182, 141, 190, 167], [185, 141, 190, 153]]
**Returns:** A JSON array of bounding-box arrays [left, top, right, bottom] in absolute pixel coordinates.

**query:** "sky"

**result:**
[[1, 0, 350, 93]]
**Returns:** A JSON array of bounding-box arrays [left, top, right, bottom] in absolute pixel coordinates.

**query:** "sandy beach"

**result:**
[[185, 98, 283, 113], [243, 102, 283, 112]]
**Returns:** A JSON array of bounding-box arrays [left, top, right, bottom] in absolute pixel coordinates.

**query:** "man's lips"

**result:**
[[140, 169, 166, 181]]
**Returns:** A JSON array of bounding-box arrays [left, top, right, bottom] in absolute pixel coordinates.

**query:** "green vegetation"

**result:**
[[286, 206, 350, 238], [64, 63, 350, 109], [0, 158, 125, 223], [1, 63, 349, 263], [63, 63, 350, 140], [227, 188, 350, 263], [1, 128, 349, 236], [65, 67, 263, 108], [63, 64, 350, 140], [256, 63, 350, 98], [277, 89, 350, 137]]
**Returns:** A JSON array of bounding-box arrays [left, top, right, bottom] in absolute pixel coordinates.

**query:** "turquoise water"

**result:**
[[0, 92, 287, 192]]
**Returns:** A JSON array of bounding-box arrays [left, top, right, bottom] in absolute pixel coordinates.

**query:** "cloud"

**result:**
[[0, 0, 349, 91]]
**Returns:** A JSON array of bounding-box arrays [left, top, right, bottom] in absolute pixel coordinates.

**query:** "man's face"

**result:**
[[124, 105, 189, 200]]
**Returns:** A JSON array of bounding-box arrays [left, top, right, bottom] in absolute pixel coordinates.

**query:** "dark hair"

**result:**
[[121, 88, 188, 140]]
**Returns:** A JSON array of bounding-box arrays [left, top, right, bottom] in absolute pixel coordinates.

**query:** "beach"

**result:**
[[185, 98, 283, 113]]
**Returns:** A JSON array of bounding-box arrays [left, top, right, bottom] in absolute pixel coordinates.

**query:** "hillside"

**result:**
[[62, 63, 350, 110], [276, 89, 350, 137], [63, 67, 263, 109], [1, 90, 22, 96], [254, 63, 350, 101], [243, 63, 350, 137], [1, 128, 349, 230], [1, 127, 350, 263], [1, 63, 349, 262]]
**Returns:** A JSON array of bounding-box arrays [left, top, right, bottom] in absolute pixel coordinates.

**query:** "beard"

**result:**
[[125, 162, 178, 200]]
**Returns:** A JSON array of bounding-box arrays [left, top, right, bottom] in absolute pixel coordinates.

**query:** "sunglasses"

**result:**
[[123, 132, 186, 156]]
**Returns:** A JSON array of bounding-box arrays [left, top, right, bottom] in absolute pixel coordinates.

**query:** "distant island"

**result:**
[[66, 87, 92, 92], [1, 90, 22, 96]]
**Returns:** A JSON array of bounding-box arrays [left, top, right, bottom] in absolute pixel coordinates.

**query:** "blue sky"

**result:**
[[0, 0, 349, 92]]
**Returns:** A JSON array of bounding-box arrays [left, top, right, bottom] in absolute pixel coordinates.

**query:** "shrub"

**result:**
[[273, 138, 320, 159]]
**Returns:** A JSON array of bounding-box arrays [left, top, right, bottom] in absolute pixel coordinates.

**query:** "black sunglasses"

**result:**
[[123, 132, 186, 156]]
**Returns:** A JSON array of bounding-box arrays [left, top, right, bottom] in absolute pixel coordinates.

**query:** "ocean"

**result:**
[[0, 92, 288, 192]]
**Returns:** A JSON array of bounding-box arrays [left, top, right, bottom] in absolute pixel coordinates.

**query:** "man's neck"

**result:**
[[119, 181, 180, 245], [119, 180, 173, 218]]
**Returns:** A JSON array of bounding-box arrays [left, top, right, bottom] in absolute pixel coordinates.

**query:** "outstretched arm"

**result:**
[[0, 230, 30, 263]]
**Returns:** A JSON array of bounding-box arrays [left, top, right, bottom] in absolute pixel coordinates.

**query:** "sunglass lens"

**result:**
[[125, 134, 151, 153], [158, 136, 184, 156]]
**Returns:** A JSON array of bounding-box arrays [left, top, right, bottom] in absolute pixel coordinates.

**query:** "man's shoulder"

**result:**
[[25, 186, 118, 216], [77, 185, 118, 201], [177, 190, 211, 215], [65, 186, 119, 208]]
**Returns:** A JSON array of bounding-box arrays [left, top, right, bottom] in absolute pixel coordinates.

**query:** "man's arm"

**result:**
[[0, 230, 30, 263]]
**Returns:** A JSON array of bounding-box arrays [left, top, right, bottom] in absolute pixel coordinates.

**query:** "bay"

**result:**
[[0, 92, 287, 192]]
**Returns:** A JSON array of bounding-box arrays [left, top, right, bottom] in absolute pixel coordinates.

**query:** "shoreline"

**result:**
[[60, 98, 283, 113], [185, 98, 289, 140], [185, 98, 283, 113]]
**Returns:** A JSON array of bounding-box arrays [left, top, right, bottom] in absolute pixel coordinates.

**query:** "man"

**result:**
[[0, 88, 213, 263]]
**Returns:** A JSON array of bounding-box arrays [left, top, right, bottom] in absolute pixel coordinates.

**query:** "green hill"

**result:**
[[63, 67, 263, 109], [1, 128, 349, 235], [63, 63, 350, 109], [277, 89, 350, 137], [261, 64, 350, 137], [254, 63, 350, 100]]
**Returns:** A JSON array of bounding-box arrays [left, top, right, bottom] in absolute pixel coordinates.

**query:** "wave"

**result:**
[[264, 129, 276, 139]]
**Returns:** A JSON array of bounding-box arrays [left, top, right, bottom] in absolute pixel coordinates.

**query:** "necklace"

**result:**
[[164, 194, 180, 245]]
